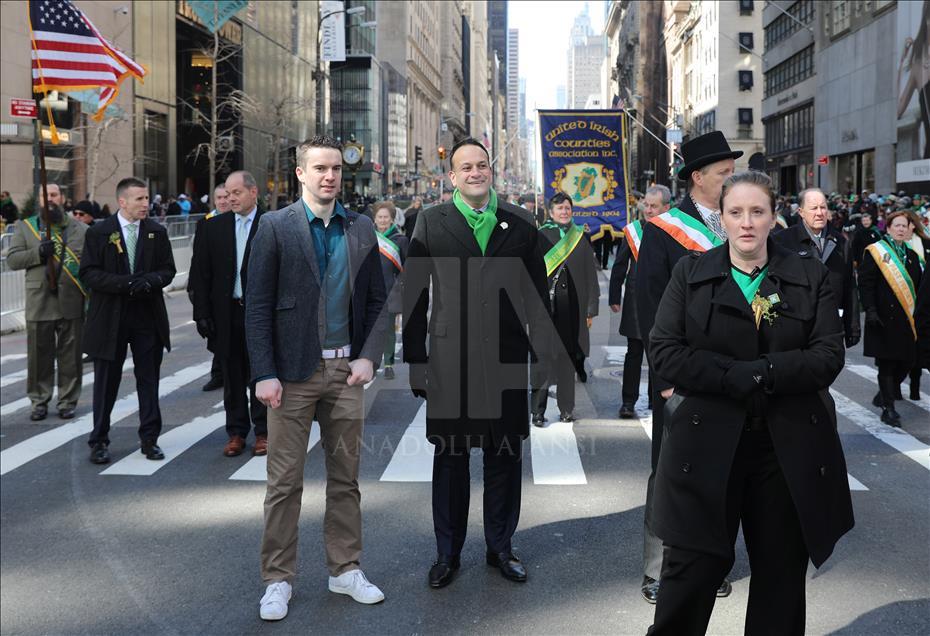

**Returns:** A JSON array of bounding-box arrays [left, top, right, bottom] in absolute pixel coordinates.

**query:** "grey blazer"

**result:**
[[245, 200, 388, 383]]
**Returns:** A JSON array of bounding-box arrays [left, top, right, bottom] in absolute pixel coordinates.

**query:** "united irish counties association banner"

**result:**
[[539, 110, 631, 239]]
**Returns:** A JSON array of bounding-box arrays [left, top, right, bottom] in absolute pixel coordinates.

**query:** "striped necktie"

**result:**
[[126, 223, 138, 274]]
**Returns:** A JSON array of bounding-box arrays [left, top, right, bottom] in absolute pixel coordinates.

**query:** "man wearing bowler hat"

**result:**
[[634, 130, 742, 604]]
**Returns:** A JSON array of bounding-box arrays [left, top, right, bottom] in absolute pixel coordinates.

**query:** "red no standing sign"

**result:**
[[9, 98, 38, 119]]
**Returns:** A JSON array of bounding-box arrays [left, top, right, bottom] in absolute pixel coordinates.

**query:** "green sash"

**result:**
[[24, 216, 86, 296], [543, 222, 584, 277], [377, 225, 403, 271]]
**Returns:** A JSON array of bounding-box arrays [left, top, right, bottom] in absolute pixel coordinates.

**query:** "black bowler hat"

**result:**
[[677, 130, 744, 181]]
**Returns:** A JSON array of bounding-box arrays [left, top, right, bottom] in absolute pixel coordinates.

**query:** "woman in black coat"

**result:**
[[858, 210, 923, 425], [372, 201, 408, 379], [850, 209, 883, 268], [531, 192, 600, 423], [646, 172, 853, 636]]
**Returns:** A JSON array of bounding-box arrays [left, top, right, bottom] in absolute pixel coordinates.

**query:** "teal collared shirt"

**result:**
[[302, 199, 351, 349]]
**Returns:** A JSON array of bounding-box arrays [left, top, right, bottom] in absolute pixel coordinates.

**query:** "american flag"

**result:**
[[28, 0, 145, 120]]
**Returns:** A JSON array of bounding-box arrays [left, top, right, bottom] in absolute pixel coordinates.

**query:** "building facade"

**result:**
[[665, 0, 764, 187], [568, 6, 607, 109]]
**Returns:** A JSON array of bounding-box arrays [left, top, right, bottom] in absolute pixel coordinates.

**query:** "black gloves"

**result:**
[[409, 364, 428, 400], [127, 276, 153, 296], [864, 309, 883, 328], [720, 358, 771, 400], [196, 318, 216, 340], [845, 330, 861, 348], [38, 240, 55, 262]]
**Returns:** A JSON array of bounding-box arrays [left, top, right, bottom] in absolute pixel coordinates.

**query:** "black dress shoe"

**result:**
[[486, 551, 527, 582], [641, 576, 659, 604], [90, 443, 110, 464], [202, 375, 223, 391], [716, 578, 732, 597], [30, 405, 48, 421], [618, 403, 636, 419], [880, 408, 902, 427], [58, 408, 76, 419], [141, 443, 165, 460], [428, 555, 460, 588], [872, 391, 883, 407], [559, 412, 574, 423], [532, 413, 546, 427]]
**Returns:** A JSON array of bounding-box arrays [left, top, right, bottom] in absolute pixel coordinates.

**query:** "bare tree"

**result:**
[[260, 76, 314, 205]]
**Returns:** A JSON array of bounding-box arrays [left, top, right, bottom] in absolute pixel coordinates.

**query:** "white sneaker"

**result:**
[[328, 569, 385, 604], [259, 581, 292, 620]]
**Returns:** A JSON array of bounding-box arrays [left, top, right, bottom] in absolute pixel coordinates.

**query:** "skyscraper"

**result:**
[[567, 4, 606, 109], [507, 28, 519, 130]]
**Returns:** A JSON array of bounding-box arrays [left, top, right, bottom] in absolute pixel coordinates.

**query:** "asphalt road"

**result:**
[[1, 270, 928, 635]]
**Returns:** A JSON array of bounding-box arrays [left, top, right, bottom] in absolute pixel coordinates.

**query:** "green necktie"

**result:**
[[126, 224, 138, 274]]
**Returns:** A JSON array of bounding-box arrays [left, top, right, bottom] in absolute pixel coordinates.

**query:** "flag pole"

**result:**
[[34, 106, 57, 292]]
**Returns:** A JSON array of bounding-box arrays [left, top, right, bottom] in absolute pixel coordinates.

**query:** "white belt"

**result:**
[[321, 345, 351, 359]]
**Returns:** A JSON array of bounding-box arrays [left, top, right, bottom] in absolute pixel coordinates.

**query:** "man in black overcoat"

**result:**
[[191, 171, 267, 457], [81, 177, 176, 464], [609, 185, 670, 418], [403, 138, 550, 589], [774, 187, 860, 349]]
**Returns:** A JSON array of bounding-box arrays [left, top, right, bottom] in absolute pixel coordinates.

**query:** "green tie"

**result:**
[[126, 224, 137, 274]]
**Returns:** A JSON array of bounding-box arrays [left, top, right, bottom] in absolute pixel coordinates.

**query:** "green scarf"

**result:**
[[731, 265, 768, 305], [452, 188, 498, 254], [377, 223, 398, 239]]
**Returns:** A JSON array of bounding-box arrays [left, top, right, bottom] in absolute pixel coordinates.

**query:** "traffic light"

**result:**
[[438, 146, 447, 160], [415, 145, 423, 164]]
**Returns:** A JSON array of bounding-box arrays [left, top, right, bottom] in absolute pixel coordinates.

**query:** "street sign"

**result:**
[[817, 155, 829, 166], [9, 98, 37, 119]]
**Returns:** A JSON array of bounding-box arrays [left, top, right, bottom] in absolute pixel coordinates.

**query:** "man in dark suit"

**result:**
[[403, 138, 550, 589], [81, 177, 176, 464], [635, 131, 740, 603], [609, 184, 669, 419], [774, 187, 860, 349], [191, 171, 267, 457], [247, 136, 388, 620]]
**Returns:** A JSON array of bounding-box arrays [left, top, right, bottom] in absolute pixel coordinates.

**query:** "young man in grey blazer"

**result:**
[[246, 135, 388, 620]]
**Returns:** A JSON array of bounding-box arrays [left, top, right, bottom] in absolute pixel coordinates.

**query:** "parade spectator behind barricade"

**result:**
[[646, 171, 852, 636], [371, 200, 408, 380], [166, 196, 181, 217], [6, 182, 88, 422], [859, 210, 923, 427], [774, 188, 860, 348], [531, 192, 600, 425], [1, 190, 19, 228], [177, 193, 191, 217], [193, 194, 210, 216], [72, 200, 96, 226], [149, 194, 165, 221]]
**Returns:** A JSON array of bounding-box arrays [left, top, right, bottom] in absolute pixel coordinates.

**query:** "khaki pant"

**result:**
[[27, 318, 83, 410], [260, 358, 365, 583]]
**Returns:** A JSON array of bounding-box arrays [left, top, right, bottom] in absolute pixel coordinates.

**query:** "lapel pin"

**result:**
[[500, 221, 508, 229], [148, 233, 154, 238], [766, 293, 780, 304]]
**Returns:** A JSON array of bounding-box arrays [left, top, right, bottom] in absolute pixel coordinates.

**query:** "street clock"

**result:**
[[343, 143, 364, 166]]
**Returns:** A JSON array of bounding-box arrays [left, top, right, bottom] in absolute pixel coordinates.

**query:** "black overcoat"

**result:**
[[402, 200, 550, 446], [377, 225, 409, 315], [858, 240, 922, 362], [190, 209, 264, 359], [80, 215, 176, 360], [649, 241, 853, 568], [773, 223, 860, 341], [538, 225, 599, 358], [608, 236, 640, 338], [915, 270, 930, 370]]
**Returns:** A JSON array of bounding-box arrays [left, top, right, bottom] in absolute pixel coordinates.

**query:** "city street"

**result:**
[[1, 271, 928, 635]]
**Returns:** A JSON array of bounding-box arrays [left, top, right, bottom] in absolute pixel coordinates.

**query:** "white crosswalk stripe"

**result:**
[[229, 425, 321, 481], [0, 362, 135, 417], [0, 368, 27, 388], [530, 407, 587, 485], [830, 388, 930, 471], [843, 364, 930, 412], [379, 403, 432, 482], [0, 354, 28, 364], [0, 361, 211, 475]]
